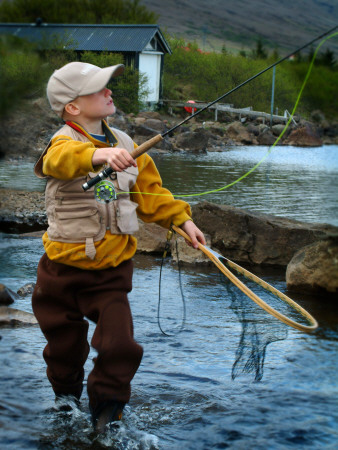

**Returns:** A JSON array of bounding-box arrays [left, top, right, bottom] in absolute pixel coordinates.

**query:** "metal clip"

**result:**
[[162, 227, 174, 259]]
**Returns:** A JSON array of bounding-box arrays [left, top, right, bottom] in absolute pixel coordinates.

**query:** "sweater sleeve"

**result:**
[[131, 153, 192, 229], [42, 135, 98, 179]]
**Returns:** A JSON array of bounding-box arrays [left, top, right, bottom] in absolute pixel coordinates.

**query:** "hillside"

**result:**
[[141, 0, 338, 55]]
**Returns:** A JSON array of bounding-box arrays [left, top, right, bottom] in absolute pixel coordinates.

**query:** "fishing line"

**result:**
[[115, 30, 337, 200], [157, 237, 186, 336]]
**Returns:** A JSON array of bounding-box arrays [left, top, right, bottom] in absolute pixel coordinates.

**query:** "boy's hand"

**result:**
[[92, 147, 137, 172], [180, 220, 206, 249]]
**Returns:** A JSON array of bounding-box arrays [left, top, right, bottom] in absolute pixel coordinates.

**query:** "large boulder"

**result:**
[[286, 236, 338, 294], [134, 221, 167, 253], [285, 123, 322, 147], [225, 122, 255, 145], [0, 306, 38, 326], [191, 202, 337, 267], [172, 129, 211, 152]]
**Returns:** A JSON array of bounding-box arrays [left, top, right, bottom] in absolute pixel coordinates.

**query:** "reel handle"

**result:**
[[82, 134, 163, 191]]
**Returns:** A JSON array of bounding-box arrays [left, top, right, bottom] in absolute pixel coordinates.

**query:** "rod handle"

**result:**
[[82, 134, 164, 191], [130, 134, 163, 158]]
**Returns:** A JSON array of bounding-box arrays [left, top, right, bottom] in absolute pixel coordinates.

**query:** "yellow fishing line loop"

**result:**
[[117, 31, 337, 199]]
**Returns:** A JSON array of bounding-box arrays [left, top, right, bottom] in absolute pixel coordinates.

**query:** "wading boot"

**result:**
[[92, 401, 125, 433], [54, 394, 80, 412]]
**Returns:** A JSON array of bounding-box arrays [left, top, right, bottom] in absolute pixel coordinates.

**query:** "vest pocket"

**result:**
[[55, 206, 102, 240], [115, 198, 139, 234]]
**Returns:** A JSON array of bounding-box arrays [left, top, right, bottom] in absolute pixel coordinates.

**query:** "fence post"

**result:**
[[270, 66, 276, 127]]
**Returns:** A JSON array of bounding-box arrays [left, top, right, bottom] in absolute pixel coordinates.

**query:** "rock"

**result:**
[[286, 236, 338, 294], [191, 201, 337, 267], [203, 122, 225, 137], [133, 117, 147, 126], [133, 123, 158, 137], [257, 130, 276, 146], [171, 234, 211, 264], [257, 123, 269, 134], [225, 122, 254, 144], [271, 124, 286, 136], [285, 123, 322, 147], [173, 129, 211, 152], [143, 119, 167, 133], [246, 123, 260, 136], [134, 221, 167, 253], [17, 283, 36, 296], [0, 284, 17, 305], [0, 306, 38, 326]]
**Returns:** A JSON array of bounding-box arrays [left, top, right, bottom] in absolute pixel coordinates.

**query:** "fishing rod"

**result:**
[[82, 25, 337, 192]]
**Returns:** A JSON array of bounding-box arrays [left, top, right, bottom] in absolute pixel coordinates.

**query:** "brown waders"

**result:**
[[32, 253, 143, 419]]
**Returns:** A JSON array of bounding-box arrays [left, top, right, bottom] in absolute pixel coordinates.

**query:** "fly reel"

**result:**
[[94, 180, 117, 203]]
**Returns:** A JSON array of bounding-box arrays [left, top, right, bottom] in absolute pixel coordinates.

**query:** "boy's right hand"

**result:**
[[92, 147, 137, 172]]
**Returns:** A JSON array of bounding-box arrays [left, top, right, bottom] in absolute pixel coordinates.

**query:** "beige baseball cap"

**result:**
[[46, 61, 125, 117]]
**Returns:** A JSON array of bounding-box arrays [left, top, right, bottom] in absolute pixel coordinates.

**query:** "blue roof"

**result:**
[[0, 23, 172, 53]]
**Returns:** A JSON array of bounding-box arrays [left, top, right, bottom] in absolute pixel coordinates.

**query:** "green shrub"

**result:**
[[0, 35, 49, 117], [163, 37, 337, 119]]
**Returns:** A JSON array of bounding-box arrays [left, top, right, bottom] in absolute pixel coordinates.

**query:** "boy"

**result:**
[[32, 61, 205, 433]]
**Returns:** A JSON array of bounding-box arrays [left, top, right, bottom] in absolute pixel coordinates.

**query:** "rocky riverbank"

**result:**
[[0, 97, 337, 161], [1, 189, 337, 296]]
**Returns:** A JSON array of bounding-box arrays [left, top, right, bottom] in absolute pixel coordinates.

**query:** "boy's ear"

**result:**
[[64, 102, 81, 116]]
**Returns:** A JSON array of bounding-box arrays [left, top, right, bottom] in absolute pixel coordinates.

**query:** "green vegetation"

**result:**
[[163, 38, 337, 119], [0, 35, 49, 117]]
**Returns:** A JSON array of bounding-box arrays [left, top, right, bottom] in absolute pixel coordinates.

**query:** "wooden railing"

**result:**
[[162, 100, 292, 124]]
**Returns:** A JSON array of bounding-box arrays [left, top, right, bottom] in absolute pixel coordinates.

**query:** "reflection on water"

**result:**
[[0, 160, 46, 192], [152, 145, 338, 226], [0, 235, 338, 449]]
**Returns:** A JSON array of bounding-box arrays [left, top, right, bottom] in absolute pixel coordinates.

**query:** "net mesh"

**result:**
[[219, 272, 288, 381]]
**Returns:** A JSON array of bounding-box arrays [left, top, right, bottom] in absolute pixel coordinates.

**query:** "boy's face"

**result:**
[[71, 87, 116, 120]]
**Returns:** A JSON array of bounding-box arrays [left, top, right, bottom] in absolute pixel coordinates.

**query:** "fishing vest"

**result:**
[[34, 123, 139, 259]]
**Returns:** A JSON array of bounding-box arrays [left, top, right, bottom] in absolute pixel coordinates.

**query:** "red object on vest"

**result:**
[[184, 100, 196, 114]]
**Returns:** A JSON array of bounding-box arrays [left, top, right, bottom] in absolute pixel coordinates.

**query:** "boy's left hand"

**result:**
[[180, 220, 206, 249]]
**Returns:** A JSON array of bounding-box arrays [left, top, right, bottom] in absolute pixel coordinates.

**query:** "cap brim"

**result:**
[[79, 64, 125, 96]]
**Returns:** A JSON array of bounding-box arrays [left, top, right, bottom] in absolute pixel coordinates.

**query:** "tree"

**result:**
[[0, 0, 158, 24], [318, 48, 336, 69], [251, 37, 268, 59]]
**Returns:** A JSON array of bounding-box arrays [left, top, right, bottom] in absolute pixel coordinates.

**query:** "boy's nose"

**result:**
[[105, 88, 112, 96]]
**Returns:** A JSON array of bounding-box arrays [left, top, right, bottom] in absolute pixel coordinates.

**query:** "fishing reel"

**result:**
[[94, 180, 117, 203]]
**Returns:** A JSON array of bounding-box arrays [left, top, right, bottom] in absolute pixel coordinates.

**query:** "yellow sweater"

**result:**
[[42, 132, 192, 270]]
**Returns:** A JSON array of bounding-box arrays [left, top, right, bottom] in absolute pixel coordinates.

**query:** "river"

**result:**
[[0, 145, 337, 449]]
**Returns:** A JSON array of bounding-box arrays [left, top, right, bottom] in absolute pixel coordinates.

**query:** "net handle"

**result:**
[[172, 225, 318, 333]]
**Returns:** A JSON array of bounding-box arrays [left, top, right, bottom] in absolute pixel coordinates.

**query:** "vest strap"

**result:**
[[85, 237, 96, 260]]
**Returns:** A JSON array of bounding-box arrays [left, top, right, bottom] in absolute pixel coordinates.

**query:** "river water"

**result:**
[[0, 145, 337, 449]]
